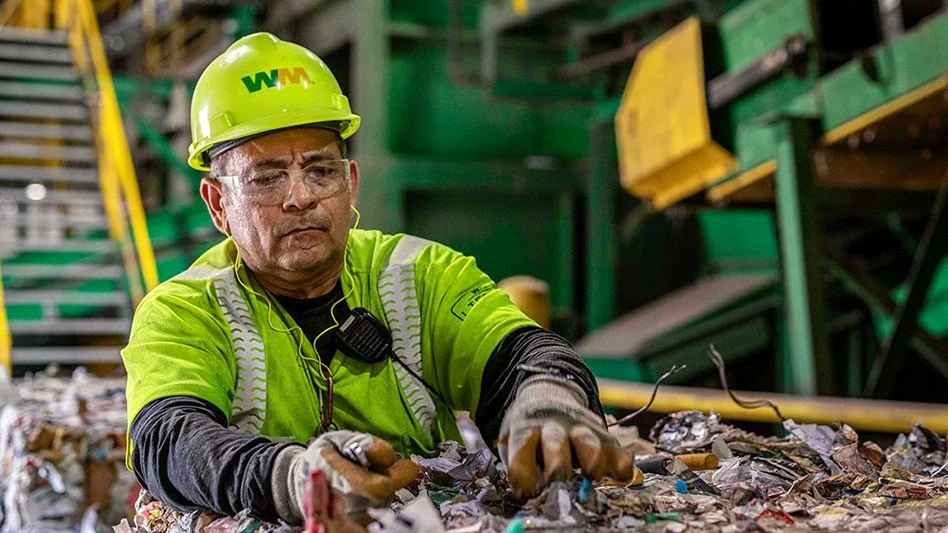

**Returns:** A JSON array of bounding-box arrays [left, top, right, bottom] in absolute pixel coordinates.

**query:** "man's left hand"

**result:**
[[497, 374, 635, 499]]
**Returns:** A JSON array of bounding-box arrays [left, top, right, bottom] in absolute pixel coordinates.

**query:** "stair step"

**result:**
[[0, 164, 97, 183], [1, 239, 118, 254], [0, 101, 88, 121], [8, 317, 130, 335], [0, 28, 69, 47], [0, 121, 92, 142], [0, 81, 84, 102], [0, 61, 79, 82], [0, 187, 102, 205], [5, 212, 107, 230], [4, 289, 128, 305], [0, 142, 96, 163], [0, 43, 73, 64], [11, 346, 123, 364], [1, 263, 123, 280]]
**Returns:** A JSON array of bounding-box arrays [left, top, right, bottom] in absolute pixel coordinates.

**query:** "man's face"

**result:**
[[202, 127, 358, 283]]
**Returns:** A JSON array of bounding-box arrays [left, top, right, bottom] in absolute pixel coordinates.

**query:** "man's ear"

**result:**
[[200, 177, 230, 236], [348, 159, 360, 206]]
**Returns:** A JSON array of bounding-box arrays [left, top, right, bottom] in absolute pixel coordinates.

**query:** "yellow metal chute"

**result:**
[[615, 18, 737, 210]]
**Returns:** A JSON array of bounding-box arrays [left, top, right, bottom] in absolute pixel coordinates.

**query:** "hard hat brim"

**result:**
[[188, 108, 361, 171]]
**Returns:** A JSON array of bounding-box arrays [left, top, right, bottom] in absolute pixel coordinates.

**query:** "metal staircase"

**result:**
[[0, 26, 132, 367]]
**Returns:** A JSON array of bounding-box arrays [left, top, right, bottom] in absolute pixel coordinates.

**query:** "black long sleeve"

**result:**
[[128, 285, 344, 520], [131, 327, 600, 519], [129, 396, 301, 522], [475, 326, 603, 446]]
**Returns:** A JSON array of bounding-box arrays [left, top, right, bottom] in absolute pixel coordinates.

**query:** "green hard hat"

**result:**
[[187, 32, 360, 171]]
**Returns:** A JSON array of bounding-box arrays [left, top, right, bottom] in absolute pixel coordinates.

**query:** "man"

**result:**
[[122, 32, 634, 525]]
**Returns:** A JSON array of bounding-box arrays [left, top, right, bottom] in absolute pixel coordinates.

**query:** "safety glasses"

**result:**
[[216, 159, 351, 206]]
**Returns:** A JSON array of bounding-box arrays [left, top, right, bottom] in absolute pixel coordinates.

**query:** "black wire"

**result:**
[[390, 351, 450, 407], [609, 364, 687, 427], [708, 344, 786, 422]]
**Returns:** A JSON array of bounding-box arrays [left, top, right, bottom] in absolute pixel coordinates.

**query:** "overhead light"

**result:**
[[25, 183, 47, 202]]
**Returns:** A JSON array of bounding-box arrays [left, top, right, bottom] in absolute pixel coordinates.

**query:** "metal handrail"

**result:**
[[0, 260, 9, 371], [53, 0, 159, 301], [0, 0, 160, 368], [0, 0, 160, 301], [0, 0, 27, 27]]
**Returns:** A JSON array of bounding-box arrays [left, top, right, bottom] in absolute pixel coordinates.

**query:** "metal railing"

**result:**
[[0, 261, 9, 370], [0, 0, 159, 370], [54, 0, 159, 302]]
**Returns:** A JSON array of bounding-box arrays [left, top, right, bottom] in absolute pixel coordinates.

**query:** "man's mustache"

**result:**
[[275, 215, 332, 235]]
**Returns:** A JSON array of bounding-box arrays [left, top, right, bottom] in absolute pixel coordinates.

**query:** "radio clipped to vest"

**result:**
[[336, 308, 447, 405], [336, 308, 392, 363]]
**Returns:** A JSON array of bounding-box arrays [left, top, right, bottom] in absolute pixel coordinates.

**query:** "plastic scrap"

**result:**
[[650, 411, 727, 452], [371, 497, 444, 533], [675, 479, 687, 494], [577, 478, 592, 503], [412, 446, 496, 487], [110, 409, 948, 532], [0, 366, 137, 532], [9, 369, 948, 532]]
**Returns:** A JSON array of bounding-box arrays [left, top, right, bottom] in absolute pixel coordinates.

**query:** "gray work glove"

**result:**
[[271, 430, 418, 524], [497, 374, 636, 499]]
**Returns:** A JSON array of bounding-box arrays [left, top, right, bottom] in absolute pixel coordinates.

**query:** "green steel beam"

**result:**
[[866, 179, 948, 397], [294, 0, 393, 231], [774, 116, 834, 396], [823, 242, 948, 383], [822, 240, 948, 380], [586, 104, 619, 332], [353, 0, 388, 141], [353, 0, 396, 233]]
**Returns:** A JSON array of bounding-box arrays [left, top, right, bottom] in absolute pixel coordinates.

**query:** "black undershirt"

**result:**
[[129, 290, 601, 522], [272, 282, 346, 365]]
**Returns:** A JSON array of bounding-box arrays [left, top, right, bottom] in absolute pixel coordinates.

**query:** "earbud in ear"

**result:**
[[220, 209, 230, 235]]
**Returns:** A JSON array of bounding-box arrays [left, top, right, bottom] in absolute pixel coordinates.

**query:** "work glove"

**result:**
[[273, 430, 418, 524], [498, 374, 636, 499]]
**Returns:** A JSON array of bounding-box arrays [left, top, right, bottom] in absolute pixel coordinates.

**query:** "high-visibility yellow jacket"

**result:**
[[122, 229, 535, 468]]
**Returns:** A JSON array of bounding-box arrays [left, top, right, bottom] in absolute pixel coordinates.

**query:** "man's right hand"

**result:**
[[277, 431, 418, 524]]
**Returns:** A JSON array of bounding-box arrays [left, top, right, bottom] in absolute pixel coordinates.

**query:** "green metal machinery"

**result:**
[[579, 0, 948, 401]]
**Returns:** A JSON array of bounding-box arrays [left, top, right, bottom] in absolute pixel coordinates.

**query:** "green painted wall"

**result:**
[[387, 45, 592, 159]]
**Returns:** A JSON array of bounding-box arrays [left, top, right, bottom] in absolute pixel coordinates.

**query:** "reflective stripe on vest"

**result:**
[[177, 265, 268, 434], [379, 235, 437, 436]]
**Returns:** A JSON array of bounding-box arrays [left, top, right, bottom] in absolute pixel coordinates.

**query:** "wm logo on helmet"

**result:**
[[241, 67, 312, 93]]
